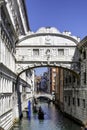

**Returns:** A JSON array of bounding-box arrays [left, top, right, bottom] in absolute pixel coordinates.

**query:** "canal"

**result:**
[[12, 102, 81, 130]]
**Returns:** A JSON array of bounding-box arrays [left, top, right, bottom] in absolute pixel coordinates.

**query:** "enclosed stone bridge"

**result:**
[[15, 27, 80, 75], [34, 93, 53, 101]]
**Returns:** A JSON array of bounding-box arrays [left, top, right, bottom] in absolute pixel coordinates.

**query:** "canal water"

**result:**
[[13, 102, 81, 130]]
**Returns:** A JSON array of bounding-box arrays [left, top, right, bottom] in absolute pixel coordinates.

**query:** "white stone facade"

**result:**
[[16, 27, 80, 74], [0, 1, 33, 130]]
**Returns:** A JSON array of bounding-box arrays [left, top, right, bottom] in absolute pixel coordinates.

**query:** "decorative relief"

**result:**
[[45, 36, 51, 44]]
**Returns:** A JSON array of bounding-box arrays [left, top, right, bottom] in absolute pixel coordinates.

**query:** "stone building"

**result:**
[[48, 67, 56, 94], [41, 71, 49, 92], [77, 36, 87, 125], [54, 36, 87, 125], [34, 75, 41, 93], [63, 36, 87, 125], [63, 70, 81, 122], [0, 0, 34, 130]]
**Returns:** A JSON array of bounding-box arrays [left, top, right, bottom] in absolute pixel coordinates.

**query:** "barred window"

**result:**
[[73, 75, 76, 82], [64, 96, 67, 102], [33, 49, 39, 56], [83, 72, 86, 84], [77, 98, 80, 107], [58, 49, 64, 56], [68, 96, 70, 106], [69, 76, 71, 83], [73, 98, 75, 105], [83, 99, 85, 108]]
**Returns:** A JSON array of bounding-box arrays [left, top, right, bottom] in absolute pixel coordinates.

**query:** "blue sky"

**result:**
[[25, 0, 87, 76], [34, 67, 48, 76], [26, 0, 87, 39]]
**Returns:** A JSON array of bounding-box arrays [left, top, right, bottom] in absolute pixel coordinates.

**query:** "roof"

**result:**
[[78, 36, 87, 47]]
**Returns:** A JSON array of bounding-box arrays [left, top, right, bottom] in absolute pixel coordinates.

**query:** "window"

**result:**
[[73, 98, 75, 105], [77, 78, 80, 85], [83, 99, 85, 108], [66, 77, 68, 84], [69, 76, 71, 83], [68, 96, 70, 106], [73, 75, 76, 82], [83, 72, 86, 84], [77, 98, 80, 107], [65, 96, 67, 102], [33, 49, 39, 56], [12, 82, 16, 92], [58, 49, 64, 56]]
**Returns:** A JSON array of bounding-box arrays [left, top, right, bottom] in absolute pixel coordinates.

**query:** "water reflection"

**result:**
[[12, 102, 81, 130]]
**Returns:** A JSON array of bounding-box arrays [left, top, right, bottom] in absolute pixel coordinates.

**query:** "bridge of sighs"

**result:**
[[15, 27, 80, 75]]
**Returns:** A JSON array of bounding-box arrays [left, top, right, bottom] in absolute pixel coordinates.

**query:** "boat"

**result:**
[[38, 111, 44, 119], [38, 107, 44, 119]]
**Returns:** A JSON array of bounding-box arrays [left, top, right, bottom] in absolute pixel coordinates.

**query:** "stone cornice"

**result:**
[[17, 33, 78, 45], [22, 0, 30, 31], [0, 63, 29, 85], [0, 63, 17, 81], [16, 45, 76, 48], [1, 1, 18, 41]]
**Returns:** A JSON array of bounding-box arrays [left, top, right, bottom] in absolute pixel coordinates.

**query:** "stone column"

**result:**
[[15, 76, 23, 121]]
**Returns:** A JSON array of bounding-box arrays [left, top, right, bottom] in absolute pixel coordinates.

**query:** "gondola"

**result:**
[[38, 107, 44, 120], [38, 111, 44, 119]]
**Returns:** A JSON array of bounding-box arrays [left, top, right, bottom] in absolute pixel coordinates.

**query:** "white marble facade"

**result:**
[[0, 0, 33, 130], [16, 27, 80, 74]]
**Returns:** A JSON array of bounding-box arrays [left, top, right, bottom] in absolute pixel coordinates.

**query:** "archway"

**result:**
[[16, 65, 80, 119], [15, 27, 80, 119]]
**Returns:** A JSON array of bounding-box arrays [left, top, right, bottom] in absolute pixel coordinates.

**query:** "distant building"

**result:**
[[55, 68, 64, 112], [48, 67, 57, 93], [41, 72, 48, 92], [34, 75, 41, 93]]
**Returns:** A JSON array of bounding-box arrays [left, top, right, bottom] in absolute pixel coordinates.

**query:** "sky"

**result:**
[[34, 67, 48, 76], [26, 0, 87, 39], [25, 0, 87, 76]]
